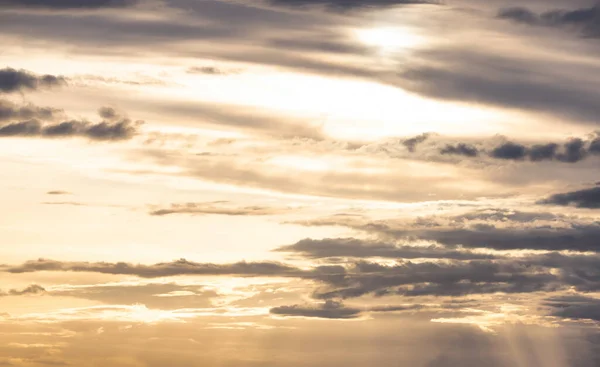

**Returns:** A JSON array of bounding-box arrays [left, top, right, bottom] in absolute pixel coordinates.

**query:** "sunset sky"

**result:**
[[1, 0, 600, 366]]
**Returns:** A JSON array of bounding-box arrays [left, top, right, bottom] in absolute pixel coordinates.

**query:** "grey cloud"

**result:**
[[367, 224, 600, 252], [498, 5, 600, 38], [270, 300, 428, 319], [46, 191, 72, 195], [150, 202, 290, 216], [275, 237, 497, 260], [490, 142, 527, 160], [8, 252, 600, 301], [0, 99, 63, 122], [312, 259, 561, 299], [0, 68, 65, 94], [0, 285, 46, 297], [295, 210, 600, 252], [2, 258, 302, 278], [0, 0, 139, 9], [97, 106, 119, 120], [529, 143, 559, 161], [545, 295, 600, 322], [590, 136, 600, 154], [270, 299, 362, 319], [402, 133, 431, 152], [268, 0, 438, 10], [539, 186, 600, 209], [398, 48, 600, 123], [440, 143, 479, 157], [486, 138, 593, 162], [0, 118, 142, 141]]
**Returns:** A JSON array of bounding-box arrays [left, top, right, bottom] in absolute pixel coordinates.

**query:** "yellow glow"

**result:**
[[355, 27, 423, 52]]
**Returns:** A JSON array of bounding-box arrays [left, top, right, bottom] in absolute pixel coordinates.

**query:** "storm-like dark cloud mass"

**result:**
[[539, 186, 600, 209], [498, 5, 600, 38], [0, 0, 139, 9], [0, 68, 65, 94]]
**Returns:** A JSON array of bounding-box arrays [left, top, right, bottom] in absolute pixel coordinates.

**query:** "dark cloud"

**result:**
[[0, 68, 65, 94], [545, 295, 600, 322], [402, 133, 431, 152], [275, 237, 497, 260], [311, 259, 562, 299], [498, 5, 600, 38], [590, 136, 600, 154], [0, 284, 46, 297], [489, 142, 527, 160], [295, 210, 600, 252], [46, 191, 71, 195], [0, 118, 142, 141], [2, 258, 302, 278], [488, 138, 593, 163], [539, 186, 600, 209], [398, 49, 600, 123], [0, 99, 63, 122], [440, 143, 479, 157], [0, 119, 41, 136], [267, 0, 437, 10], [0, 0, 139, 9], [97, 106, 119, 120], [529, 143, 559, 161], [149, 202, 289, 216], [270, 299, 362, 319]]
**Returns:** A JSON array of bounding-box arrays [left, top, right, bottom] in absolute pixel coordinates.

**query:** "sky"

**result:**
[[1, 0, 600, 366]]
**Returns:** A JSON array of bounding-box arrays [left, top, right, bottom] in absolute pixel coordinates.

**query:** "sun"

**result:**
[[355, 27, 423, 52]]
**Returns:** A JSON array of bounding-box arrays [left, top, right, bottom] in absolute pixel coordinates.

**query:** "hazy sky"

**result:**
[[1, 0, 600, 366]]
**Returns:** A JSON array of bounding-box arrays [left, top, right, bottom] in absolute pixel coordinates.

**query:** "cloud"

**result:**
[[46, 191, 71, 195], [498, 5, 600, 38], [539, 186, 600, 209], [270, 299, 362, 319], [267, 0, 438, 10], [187, 66, 240, 75], [398, 48, 600, 123], [0, 285, 46, 297], [490, 142, 527, 160], [545, 295, 600, 322], [0, 68, 65, 94], [50, 283, 217, 309], [294, 209, 600, 252], [0, 118, 142, 141], [0, 99, 63, 122], [275, 238, 497, 260], [402, 133, 432, 153], [440, 143, 479, 157], [0, 0, 139, 9], [2, 258, 302, 278], [149, 202, 291, 216]]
